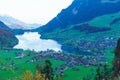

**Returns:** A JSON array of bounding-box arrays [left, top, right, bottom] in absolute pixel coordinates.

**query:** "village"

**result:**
[[3, 36, 115, 77], [0, 35, 117, 78]]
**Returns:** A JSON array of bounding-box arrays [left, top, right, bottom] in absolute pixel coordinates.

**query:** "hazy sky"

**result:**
[[0, 0, 73, 24]]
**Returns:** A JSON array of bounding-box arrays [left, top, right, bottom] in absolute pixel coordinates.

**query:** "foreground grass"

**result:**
[[0, 49, 64, 80], [0, 49, 114, 80]]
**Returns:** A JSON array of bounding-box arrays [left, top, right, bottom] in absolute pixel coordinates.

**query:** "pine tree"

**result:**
[[36, 60, 54, 80], [43, 60, 54, 80], [112, 38, 120, 78]]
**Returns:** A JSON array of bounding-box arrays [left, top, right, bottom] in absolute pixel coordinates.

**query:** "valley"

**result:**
[[0, 0, 120, 80]]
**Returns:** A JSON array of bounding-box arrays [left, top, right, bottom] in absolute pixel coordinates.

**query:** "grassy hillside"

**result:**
[[0, 49, 65, 80], [41, 12, 120, 53], [88, 12, 120, 27], [0, 49, 114, 80], [32, 13, 120, 79]]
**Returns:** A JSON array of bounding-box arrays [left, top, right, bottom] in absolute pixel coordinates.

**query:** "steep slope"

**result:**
[[39, 0, 120, 33], [40, 12, 120, 53], [0, 21, 18, 48], [36, 0, 120, 53]]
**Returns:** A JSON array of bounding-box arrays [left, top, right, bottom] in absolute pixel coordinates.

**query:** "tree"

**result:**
[[96, 66, 101, 80], [43, 60, 54, 80], [112, 38, 120, 77], [36, 60, 54, 80]]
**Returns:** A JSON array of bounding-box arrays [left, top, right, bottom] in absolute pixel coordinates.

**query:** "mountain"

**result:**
[[0, 21, 18, 48], [0, 15, 41, 29], [37, 0, 120, 53], [101, 0, 120, 3], [38, 0, 120, 33], [0, 21, 10, 30]]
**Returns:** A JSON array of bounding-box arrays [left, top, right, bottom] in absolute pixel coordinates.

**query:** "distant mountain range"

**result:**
[[0, 15, 41, 30], [0, 21, 18, 48]]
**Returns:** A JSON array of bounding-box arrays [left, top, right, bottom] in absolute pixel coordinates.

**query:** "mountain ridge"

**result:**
[[37, 0, 120, 53], [0, 15, 41, 30], [0, 21, 18, 48], [38, 0, 120, 33]]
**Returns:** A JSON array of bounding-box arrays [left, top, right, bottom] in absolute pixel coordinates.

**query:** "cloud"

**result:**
[[0, 0, 73, 24]]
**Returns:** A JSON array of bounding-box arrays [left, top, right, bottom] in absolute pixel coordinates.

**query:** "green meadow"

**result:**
[[0, 48, 114, 80]]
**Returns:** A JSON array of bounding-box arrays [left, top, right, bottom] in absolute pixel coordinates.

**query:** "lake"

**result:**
[[14, 32, 61, 51]]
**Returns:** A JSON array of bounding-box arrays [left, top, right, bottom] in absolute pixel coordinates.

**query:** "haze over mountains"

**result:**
[[0, 15, 41, 29]]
